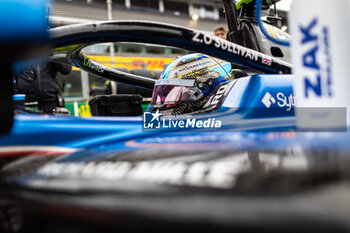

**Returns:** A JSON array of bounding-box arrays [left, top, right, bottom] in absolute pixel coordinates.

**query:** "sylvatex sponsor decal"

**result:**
[[299, 18, 332, 98], [261, 92, 296, 111], [143, 110, 222, 129]]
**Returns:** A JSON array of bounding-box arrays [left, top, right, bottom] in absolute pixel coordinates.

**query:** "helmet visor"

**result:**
[[151, 79, 195, 106]]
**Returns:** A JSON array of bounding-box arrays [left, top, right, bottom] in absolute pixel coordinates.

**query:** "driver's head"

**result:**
[[150, 53, 233, 115], [214, 26, 227, 39]]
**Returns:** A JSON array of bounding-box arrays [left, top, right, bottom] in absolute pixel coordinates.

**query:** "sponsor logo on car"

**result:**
[[264, 24, 290, 41], [262, 92, 296, 111], [261, 92, 276, 108], [83, 54, 104, 74]]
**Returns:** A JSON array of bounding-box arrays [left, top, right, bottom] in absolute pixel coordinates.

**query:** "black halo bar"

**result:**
[[73, 50, 156, 89], [50, 20, 292, 89]]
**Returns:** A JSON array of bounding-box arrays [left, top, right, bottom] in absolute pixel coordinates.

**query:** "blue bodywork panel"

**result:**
[[0, 75, 295, 149], [0, 0, 50, 42], [1, 74, 348, 157], [0, 73, 332, 157]]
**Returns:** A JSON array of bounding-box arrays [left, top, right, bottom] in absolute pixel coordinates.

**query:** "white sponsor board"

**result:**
[[290, 0, 350, 128]]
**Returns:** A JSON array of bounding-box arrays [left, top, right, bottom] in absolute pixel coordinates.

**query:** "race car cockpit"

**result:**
[[40, 0, 292, 117]]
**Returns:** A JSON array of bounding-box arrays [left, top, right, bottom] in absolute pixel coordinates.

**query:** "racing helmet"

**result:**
[[150, 53, 233, 115]]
